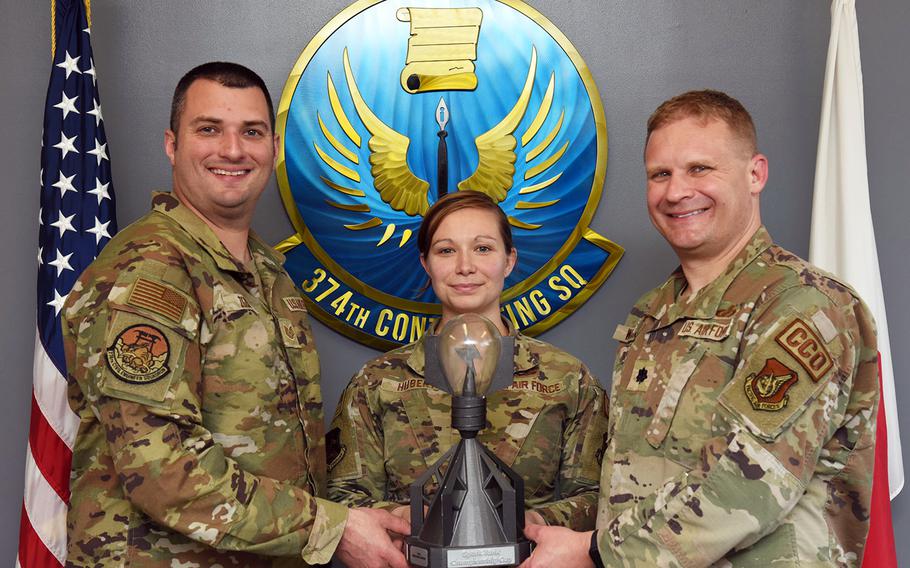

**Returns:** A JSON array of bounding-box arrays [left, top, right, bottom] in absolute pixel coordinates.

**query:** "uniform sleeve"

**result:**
[[65, 274, 348, 564], [327, 372, 400, 511], [530, 365, 608, 530], [596, 286, 878, 567]]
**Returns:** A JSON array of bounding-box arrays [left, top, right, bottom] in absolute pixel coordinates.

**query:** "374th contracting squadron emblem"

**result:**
[[277, 0, 623, 349]]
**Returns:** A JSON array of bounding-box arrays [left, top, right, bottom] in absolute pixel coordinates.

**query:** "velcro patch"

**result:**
[[626, 360, 654, 392], [283, 297, 307, 312], [744, 358, 798, 411], [811, 310, 838, 344], [507, 379, 563, 394], [128, 278, 187, 322], [613, 324, 634, 342], [678, 318, 733, 341], [775, 319, 833, 382], [106, 324, 171, 384], [221, 292, 255, 314], [396, 378, 427, 392], [279, 318, 301, 348], [326, 427, 346, 471]]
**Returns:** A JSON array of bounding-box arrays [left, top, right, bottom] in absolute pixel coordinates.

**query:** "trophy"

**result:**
[[406, 314, 532, 567]]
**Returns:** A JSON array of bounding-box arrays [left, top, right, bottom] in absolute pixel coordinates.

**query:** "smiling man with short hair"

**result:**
[[521, 89, 880, 567], [63, 62, 409, 568]]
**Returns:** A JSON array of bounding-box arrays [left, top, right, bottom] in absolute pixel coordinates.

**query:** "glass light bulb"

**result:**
[[438, 314, 502, 396]]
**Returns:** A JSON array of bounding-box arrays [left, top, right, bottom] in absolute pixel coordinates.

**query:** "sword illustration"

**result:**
[[436, 97, 449, 198]]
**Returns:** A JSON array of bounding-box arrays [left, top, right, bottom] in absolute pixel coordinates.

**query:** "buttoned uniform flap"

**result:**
[[644, 343, 707, 449], [99, 307, 191, 409], [326, 385, 365, 482], [485, 380, 556, 474], [719, 307, 844, 443]]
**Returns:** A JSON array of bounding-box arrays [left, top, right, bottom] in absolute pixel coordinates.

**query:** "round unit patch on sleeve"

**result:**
[[106, 324, 171, 384]]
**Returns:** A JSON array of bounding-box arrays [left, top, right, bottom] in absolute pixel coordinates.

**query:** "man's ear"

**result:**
[[749, 153, 769, 196], [164, 129, 177, 166], [273, 133, 280, 167]]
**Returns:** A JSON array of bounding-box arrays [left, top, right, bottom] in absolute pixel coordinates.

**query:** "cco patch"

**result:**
[[775, 318, 833, 382], [106, 324, 171, 384]]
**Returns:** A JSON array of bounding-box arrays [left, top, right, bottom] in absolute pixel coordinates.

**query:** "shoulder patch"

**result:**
[[326, 427, 346, 471], [775, 319, 833, 382], [744, 358, 798, 411], [106, 324, 171, 384], [128, 278, 187, 322]]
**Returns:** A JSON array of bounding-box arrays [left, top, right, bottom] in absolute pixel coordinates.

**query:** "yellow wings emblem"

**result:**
[[315, 46, 569, 246]]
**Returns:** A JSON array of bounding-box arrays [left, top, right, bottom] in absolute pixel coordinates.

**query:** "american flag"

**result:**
[[18, 0, 116, 565]]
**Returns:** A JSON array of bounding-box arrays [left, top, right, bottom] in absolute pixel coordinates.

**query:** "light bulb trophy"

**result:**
[[406, 314, 532, 567]]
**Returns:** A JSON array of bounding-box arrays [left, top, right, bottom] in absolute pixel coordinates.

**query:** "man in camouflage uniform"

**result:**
[[521, 90, 879, 567], [63, 62, 408, 568], [328, 323, 608, 530]]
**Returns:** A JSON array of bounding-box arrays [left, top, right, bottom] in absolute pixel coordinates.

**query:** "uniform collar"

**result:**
[[645, 226, 773, 326], [150, 191, 285, 274]]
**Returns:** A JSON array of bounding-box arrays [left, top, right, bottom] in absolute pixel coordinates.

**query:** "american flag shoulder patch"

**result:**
[[128, 277, 187, 322]]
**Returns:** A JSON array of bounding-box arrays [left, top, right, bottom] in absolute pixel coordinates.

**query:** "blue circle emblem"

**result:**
[[277, 0, 623, 349]]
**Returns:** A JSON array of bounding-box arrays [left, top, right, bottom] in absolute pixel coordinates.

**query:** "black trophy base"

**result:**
[[406, 536, 532, 568]]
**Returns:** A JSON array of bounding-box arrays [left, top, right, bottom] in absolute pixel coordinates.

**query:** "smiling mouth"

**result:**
[[669, 208, 707, 219], [209, 168, 250, 177]]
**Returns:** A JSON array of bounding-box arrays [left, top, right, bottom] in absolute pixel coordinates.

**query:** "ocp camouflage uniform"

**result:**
[[596, 227, 878, 567], [63, 192, 348, 567], [327, 330, 608, 530]]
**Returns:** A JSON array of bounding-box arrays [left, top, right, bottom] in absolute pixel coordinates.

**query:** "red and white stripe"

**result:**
[[18, 331, 79, 567]]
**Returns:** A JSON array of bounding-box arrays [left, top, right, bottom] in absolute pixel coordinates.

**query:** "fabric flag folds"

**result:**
[[810, 0, 900, 565], [17, 0, 117, 565]]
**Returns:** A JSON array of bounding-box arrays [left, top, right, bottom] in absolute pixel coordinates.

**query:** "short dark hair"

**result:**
[[646, 89, 757, 155], [417, 191, 514, 257], [170, 61, 275, 133]]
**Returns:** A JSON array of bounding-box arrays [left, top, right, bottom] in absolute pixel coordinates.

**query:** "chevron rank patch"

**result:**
[[775, 318, 833, 382], [744, 358, 798, 411], [128, 277, 187, 322]]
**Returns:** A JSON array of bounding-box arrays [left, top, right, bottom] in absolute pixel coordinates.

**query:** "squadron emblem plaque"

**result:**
[[277, 0, 623, 349]]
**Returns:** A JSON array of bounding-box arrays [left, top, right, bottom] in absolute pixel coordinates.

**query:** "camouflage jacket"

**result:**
[[327, 330, 608, 530], [63, 192, 348, 567], [596, 227, 878, 567]]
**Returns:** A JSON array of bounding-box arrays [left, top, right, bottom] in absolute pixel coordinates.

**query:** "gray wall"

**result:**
[[3, 0, 907, 563]]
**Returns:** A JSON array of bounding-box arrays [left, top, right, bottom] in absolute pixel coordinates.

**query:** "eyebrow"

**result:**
[[189, 116, 270, 130], [431, 234, 498, 246]]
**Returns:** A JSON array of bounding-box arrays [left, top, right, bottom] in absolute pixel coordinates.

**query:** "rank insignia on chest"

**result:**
[[106, 324, 171, 384], [279, 318, 301, 348], [745, 358, 798, 411], [626, 360, 654, 392]]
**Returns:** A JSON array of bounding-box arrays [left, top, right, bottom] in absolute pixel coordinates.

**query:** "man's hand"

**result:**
[[335, 507, 411, 568], [524, 510, 546, 526], [519, 524, 594, 568]]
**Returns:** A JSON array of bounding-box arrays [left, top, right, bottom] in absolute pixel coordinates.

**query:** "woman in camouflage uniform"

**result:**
[[327, 191, 608, 530]]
